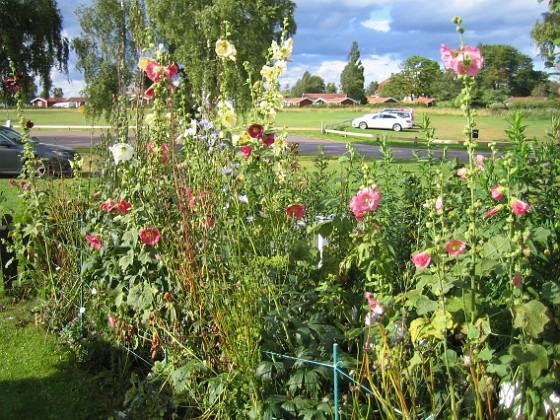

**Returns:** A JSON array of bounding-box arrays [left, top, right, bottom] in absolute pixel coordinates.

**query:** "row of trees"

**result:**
[[287, 43, 557, 108]]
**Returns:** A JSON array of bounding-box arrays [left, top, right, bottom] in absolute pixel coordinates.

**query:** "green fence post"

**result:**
[[333, 343, 339, 420]]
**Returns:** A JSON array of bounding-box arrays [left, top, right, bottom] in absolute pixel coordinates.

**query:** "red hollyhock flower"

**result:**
[[4, 74, 24, 93], [262, 133, 275, 147], [139, 227, 160, 246], [117, 198, 131, 214], [86, 234, 102, 250], [26, 120, 34, 129], [247, 123, 264, 139], [286, 204, 305, 220], [240, 145, 252, 157]]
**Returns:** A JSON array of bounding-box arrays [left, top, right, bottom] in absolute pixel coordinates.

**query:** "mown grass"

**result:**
[[0, 297, 121, 419]]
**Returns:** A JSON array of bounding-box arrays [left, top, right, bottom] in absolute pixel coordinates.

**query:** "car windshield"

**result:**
[[0, 127, 38, 144]]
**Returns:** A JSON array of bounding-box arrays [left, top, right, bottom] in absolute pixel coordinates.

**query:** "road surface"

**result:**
[[32, 130, 483, 161]]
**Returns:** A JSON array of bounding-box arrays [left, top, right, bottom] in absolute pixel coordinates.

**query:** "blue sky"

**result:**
[[53, 0, 551, 97]]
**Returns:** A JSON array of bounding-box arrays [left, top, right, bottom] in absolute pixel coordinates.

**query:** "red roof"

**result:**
[[368, 97, 399, 104], [302, 93, 347, 100]]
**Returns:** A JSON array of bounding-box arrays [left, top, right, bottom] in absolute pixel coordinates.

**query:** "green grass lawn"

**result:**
[[0, 297, 121, 419]]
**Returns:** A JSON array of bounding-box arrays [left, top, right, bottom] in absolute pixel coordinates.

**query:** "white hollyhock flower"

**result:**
[[109, 143, 134, 165]]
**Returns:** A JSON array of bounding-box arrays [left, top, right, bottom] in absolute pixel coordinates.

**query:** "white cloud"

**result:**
[[361, 19, 391, 32]]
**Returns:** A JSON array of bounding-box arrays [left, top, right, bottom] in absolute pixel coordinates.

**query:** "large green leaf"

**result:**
[[542, 281, 560, 304], [126, 283, 154, 312], [509, 343, 548, 381], [512, 300, 550, 338]]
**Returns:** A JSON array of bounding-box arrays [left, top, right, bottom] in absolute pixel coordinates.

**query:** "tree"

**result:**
[[378, 74, 407, 100], [398, 56, 441, 100], [0, 0, 69, 98], [52, 87, 64, 98], [72, 0, 147, 122], [532, 0, 560, 69], [148, 0, 296, 110], [340, 41, 365, 103], [365, 81, 379, 97], [290, 71, 325, 97], [431, 69, 462, 102], [325, 82, 337, 94]]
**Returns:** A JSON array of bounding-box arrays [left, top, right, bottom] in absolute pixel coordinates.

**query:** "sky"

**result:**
[[51, 0, 551, 98]]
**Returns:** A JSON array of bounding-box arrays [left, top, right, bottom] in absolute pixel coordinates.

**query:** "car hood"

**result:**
[[33, 142, 76, 155]]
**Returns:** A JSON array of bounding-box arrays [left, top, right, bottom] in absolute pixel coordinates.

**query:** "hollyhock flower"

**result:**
[[117, 198, 131, 214], [411, 251, 431, 268], [145, 60, 178, 83], [512, 273, 522, 287], [435, 197, 443, 212], [4, 74, 23, 93], [240, 145, 252, 158], [491, 184, 504, 201], [476, 154, 485, 171], [286, 204, 305, 220], [512, 199, 530, 216], [109, 143, 134, 165], [262, 133, 275, 147], [147, 141, 169, 163], [440, 44, 484, 77], [215, 39, 237, 61], [457, 167, 467, 180], [271, 38, 294, 61], [86, 234, 102, 250], [364, 291, 385, 315], [26, 120, 34, 129], [485, 206, 500, 219], [100, 199, 117, 213], [349, 184, 382, 221], [144, 85, 155, 98], [139, 227, 160, 246], [107, 313, 116, 328], [247, 123, 264, 139], [446, 239, 466, 256], [185, 188, 195, 208]]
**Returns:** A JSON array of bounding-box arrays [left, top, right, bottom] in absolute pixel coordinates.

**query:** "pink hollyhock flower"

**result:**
[[476, 155, 485, 171], [262, 133, 275, 147], [139, 227, 160, 246], [86, 234, 102, 250], [512, 273, 521, 287], [117, 198, 131, 214], [349, 184, 382, 221], [491, 184, 504, 201], [441, 44, 484, 77], [185, 188, 195, 208], [364, 291, 385, 315], [411, 251, 431, 268], [8, 179, 15, 187], [240, 145, 252, 158], [446, 239, 466, 256], [247, 123, 264, 139], [107, 314, 116, 328], [145, 60, 177, 82], [147, 141, 169, 163], [286, 204, 305, 220], [144, 85, 155, 98], [100, 199, 117, 213], [485, 206, 500, 219], [163, 62, 178, 79], [512, 199, 530, 216], [435, 197, 443, 212], [457, 167, 467, 180]]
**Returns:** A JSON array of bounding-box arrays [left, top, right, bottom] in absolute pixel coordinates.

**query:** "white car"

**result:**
[[351, 112, 414, 132]]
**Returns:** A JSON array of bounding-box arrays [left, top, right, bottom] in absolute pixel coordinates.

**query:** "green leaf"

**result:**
[[542, 281, 560, 304], [416, 297, 439, 315], [509, 343, 548, 381], [126, 284, 153, 311], [512, 299, 550, 338], [119, 249, 135, 271], [480, 235, 510, 259], [477, 347, 494, 362]]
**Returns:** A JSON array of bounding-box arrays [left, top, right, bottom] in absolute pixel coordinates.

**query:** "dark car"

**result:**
[[0, 126, 78, 177]]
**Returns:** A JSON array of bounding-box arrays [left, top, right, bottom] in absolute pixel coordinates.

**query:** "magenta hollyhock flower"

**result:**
[[476, 154, 485, 171], [485, 206, 500, 219], [240, 145, 252, 158], [441, 44, 484, 77], [86, 234, 102, 250], [286, 204, 305, 220], [247, 123, 264, 139], [117, 198, 131, 214], [512, 199, 530, 216], [262, 133, 275, 147], [139, 227, 160, 246], [457, 167, 467, 180], [411, 251, 431, 268], [491, 184, 504, 201], [512, 273, 522, 287], [349, 184, 382, 221], [107, 313, 116, 328], [100, 199, 117, 213], [364, 291, 385, 315], [446, 239, 466, 256]]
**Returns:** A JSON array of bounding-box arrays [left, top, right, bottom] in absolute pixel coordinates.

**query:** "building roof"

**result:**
[[368, 97, 399, 104], [412, 97, 436, 105], [302, 93, 347, 100]]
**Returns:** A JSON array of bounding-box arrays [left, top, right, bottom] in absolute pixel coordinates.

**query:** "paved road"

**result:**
[[33, 130, 480, 161]]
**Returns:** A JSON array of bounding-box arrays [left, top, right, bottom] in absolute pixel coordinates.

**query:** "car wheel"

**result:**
[[359, 122, 368, 129], [34, 160, 50, 178], [392, 124, 402, 132]]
